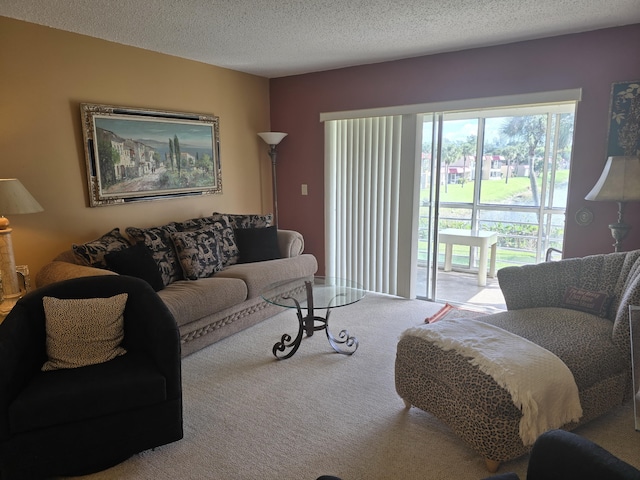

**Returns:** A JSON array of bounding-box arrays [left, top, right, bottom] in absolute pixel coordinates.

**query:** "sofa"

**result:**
[[36, 213, 318, 357], [396, 249, 640, 471]]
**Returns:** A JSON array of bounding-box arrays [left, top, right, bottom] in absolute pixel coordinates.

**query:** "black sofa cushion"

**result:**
[[105, 243, 165, 291], [234, 226, 281, 263]]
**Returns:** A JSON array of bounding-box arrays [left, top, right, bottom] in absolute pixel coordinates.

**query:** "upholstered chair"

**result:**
[[0, 275, 183, 479], [481, 429, 640, 480]]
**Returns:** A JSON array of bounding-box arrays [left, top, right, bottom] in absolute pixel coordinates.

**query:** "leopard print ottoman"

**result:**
[[395, 307, 631, 472]]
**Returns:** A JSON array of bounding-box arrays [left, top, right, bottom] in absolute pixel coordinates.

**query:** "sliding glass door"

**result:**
[[323, 91, 579, 302], [417, 114, 441, 300], [417, 103, 576, 304]]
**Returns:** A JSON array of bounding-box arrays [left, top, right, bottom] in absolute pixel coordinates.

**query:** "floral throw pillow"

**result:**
[[225, 213, 273, 229], [72, 228, 131, 267], [208, 213, 241, 267], [126, 223, 182, 286], [176, 216, 213, 231], [170, 226, 223, 280]]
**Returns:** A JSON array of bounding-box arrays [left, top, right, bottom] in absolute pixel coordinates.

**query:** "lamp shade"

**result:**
[[585, 156, 640, 202], [258, 132, 288, 146], [0, 179, 44, 216]]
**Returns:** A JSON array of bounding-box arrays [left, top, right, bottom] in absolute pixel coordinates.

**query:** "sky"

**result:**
[[424, 118, 505, 144]]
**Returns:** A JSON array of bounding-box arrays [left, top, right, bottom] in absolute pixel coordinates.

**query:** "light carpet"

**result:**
[[63, 293, 640, 480]]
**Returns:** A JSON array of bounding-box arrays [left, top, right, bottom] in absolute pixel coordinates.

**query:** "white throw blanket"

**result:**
[[402, 318, 583, 445]]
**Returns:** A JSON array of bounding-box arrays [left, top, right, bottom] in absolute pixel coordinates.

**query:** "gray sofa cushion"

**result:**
[[158, 277, 248, 327], [215, 254, 318, 299]]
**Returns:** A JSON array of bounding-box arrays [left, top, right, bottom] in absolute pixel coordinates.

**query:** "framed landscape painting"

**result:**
[[81, 103, 221, 207]]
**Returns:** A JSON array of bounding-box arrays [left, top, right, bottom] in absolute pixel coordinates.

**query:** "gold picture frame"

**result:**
[[81, 103, 222, 207]]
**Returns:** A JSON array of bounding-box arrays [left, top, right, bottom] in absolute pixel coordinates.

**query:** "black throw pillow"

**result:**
[[234, 226, 281, 264], [105, 243, 165, 291]]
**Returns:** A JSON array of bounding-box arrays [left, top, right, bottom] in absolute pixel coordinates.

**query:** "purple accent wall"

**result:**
[[270, 25, 640, 273]]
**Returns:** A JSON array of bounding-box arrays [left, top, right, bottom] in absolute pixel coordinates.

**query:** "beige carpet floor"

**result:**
[[63, 293, 640, 480]]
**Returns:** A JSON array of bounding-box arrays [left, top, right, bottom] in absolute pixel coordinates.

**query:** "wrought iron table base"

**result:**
[[272, 281, 358, 360]]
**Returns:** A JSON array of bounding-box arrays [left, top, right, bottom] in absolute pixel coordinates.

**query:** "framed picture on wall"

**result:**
[[80, 103, 222, 207], [606, 80, 640, 157]]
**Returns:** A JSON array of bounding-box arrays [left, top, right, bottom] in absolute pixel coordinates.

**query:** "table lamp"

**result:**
[[0, 179, 43, 307], [585, 156, 640, 252], [258, 132, 288, 227]]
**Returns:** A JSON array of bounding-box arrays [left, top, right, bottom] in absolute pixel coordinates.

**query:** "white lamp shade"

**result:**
[[258, 132, 288, 146], [0, 179, 44, 215], [585, 156, 640, 202]]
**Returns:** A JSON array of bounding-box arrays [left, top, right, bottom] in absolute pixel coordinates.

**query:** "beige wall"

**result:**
[[0, 16, 272, 281]]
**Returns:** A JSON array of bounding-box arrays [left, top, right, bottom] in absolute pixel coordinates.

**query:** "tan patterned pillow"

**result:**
[[42, 294, 128, 371]]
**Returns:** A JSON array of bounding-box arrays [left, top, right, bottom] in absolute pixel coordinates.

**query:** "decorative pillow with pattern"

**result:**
[[225, 213, 273, 229], [170, 226, 224, 280], [208, 213, 241, 267], [126, 223, 182, 286], [176, 216, 215, 232], [72, 228, 131, 267], [562, 286, 612, 318], [42, 294, 128, 371]]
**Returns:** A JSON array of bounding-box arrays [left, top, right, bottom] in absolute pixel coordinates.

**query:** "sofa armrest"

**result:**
[[277, 229, 304, 258], [498, 252, 628, 312], [498, 261, 582, 310], [35, 261, 116, 288]]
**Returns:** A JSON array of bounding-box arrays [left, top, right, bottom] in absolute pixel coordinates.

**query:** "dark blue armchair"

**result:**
[[0, 275, 183, 479], [482, 429, 640, 480]]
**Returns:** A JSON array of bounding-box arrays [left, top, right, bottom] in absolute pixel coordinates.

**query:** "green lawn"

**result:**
[[422, 170, 569, 204], [417, 170, 569, 269]]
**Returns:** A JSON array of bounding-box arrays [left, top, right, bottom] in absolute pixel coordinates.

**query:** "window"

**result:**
[[322, 90, 580, 299]]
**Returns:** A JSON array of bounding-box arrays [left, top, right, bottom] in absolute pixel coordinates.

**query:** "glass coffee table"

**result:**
[[262, 276, 366, 360]]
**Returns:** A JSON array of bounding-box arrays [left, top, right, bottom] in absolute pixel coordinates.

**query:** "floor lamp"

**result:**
[[585, 156, 640, 252], [258, 132, 288, 227], [0, 179, 43, 312]]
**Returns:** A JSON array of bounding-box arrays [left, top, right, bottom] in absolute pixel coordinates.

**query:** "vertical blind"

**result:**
[[325, 116, 402, 295]]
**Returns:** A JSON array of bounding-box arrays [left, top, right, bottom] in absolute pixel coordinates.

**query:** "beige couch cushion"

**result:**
[[158, 277, 247, 327], [215, 254, 318, 299]]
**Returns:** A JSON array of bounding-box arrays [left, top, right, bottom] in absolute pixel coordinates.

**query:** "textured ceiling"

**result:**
[[2, 0, 640, 78]]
